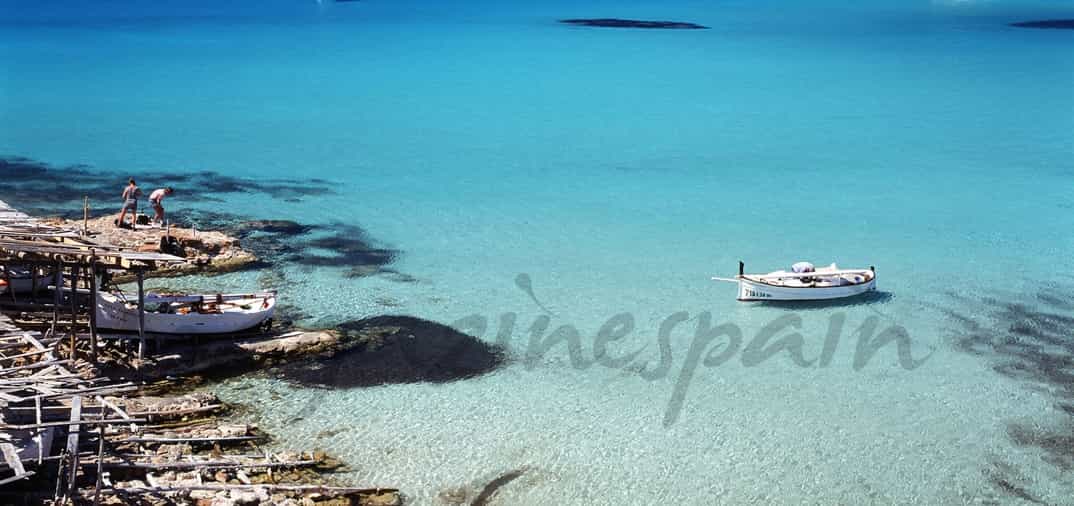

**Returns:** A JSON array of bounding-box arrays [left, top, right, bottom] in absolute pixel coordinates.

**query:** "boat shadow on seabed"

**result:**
[[751, 290, 895, 310]]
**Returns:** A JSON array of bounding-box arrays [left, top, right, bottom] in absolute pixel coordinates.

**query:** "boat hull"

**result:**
[[737, 277, 876, 301], [95, 294, 275, 334]]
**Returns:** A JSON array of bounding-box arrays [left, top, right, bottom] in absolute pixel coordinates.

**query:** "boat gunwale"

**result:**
[[738, 273, 876, 289]]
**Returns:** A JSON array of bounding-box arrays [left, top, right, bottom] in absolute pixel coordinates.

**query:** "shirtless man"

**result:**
[[116, 178, 142, 229], [148, 187, 174, 226]]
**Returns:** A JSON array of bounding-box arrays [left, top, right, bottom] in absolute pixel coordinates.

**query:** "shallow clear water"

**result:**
[[3, 0, 1074, 503]]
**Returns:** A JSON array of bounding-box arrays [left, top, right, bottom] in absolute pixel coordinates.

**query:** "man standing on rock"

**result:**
[[116, 178, 142, 229], [148, 186, 174, 226]]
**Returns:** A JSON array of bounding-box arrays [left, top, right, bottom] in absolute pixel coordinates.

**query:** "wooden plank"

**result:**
[[1, 417, 146, 430], [0, 471, 34, 486], [0, 359, 69, 375], [0, 442, 26, 475], [95, 396, 129, 421], [35, 396, 44, 465], [66, 396, 82, 500], [106, 483, 396, 496], [0, 347, 54, 362], [136, 271, 145, 359], [91, 459, 318, 471]]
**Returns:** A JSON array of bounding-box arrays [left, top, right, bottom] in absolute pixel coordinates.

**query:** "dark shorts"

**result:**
[[150, 200, 163, 212], [122, 199, 137, 212]]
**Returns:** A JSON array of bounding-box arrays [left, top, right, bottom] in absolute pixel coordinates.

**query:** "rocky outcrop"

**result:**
[[1010, 19, 1074, 29], [559, 18, 709, 29], [51, 215, 260, 279]]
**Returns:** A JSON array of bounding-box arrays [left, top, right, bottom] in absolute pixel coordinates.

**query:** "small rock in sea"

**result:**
[[239, 219, 313, 236], [559, 18, 709, 29], [344, 265, 381, 278], [1009, 19, 1074, 29]]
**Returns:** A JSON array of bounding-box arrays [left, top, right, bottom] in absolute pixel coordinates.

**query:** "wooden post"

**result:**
[[2, 265, 14, 304], [31, 263, 39, 304], [69, 264, 79, 362], [92, 407, 106, 506], [51, 262, 63, 338], [88, 252, 99, 364], [65, 396, 82, 503], [35, 396, 43, 466], [136, 270, 146, 359]]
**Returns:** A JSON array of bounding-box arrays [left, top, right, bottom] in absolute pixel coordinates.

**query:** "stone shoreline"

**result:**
[[50, 215, 261, 280]]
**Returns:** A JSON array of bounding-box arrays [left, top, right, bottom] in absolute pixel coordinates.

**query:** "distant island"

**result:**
[[1010, 19, 1074, 29], [559, 18, 709, 29]]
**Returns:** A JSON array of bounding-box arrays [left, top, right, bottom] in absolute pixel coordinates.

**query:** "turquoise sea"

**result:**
[[3, 0, 1074, 503]]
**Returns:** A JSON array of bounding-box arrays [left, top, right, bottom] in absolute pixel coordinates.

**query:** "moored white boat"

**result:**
[[95, 291, 276, 334], [713, 262, 876, 301]]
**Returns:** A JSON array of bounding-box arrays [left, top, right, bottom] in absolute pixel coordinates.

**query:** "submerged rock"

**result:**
[[559, 18, 709, 29], [1010, 19, 1074, 29], [280, 315, 505, 388]]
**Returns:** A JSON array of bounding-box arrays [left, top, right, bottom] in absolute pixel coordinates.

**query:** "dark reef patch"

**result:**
[[278, 315, 506, 388], [559, 18, 709, 29], [0, 155, 335, 219], [941, 284, 1074, 499], [1010, 19, 1074, 30], [169, 211, 399, 272]]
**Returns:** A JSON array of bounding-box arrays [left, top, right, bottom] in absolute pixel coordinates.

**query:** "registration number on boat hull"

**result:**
[[741, 288, 771, 299]]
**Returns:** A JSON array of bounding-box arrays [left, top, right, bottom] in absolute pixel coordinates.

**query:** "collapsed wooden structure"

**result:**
[[0, 319, 398, 504], [1, 201, 400, 504], [0, 199, 185, 360]]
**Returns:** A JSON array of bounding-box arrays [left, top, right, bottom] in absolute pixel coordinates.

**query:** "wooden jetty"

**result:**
[[1, 201, 401, 505], [0, 199, 185, 361]]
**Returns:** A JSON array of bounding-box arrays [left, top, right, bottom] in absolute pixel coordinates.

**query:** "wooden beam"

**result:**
[[69, 264, 79, 362], [88, 254, 98, 364], [0, 471, 34, 486], [66, 395, 82, 501], [136, 270, 145, 360], [51, 262, 62, 338], [0, 442, 26, 476]]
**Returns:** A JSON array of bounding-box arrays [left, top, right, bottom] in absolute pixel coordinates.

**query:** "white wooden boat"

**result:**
[[713, 262, 876, 301], [95, 291, 276, 334]]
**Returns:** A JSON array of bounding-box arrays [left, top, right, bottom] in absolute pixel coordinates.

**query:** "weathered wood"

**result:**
[[93, 405, 106, 506], [88, 253, 98, 364], [136, 270, 145, 360], [31, 263, 39, 304], [0, 442, 26, 475], [1, 417, 147, 430], [26, 332, 49, 352], [66, 395, 82, 501], [124, 435, 262, 444], [0, 470, 34, 486], [90, 459, 319, 471], [106, 483, 396, 496], [51, 262, 62, 338], [69, 264, 79, 362], [35, 396, 44, 465], [0, 359, 70, 375], [127, 403, 224, 419], [3, 265, 14, 304], [0, 346, 54, 362], [95, 396, 129, 421]]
